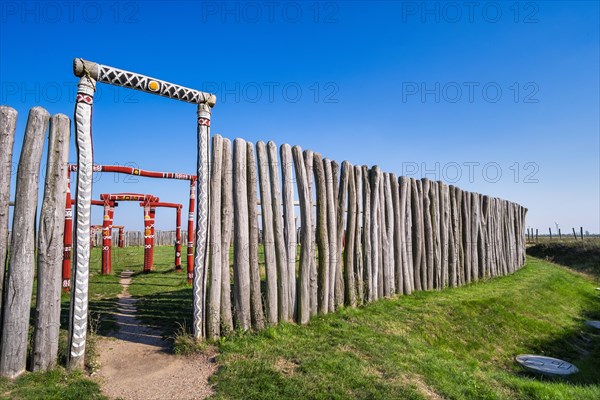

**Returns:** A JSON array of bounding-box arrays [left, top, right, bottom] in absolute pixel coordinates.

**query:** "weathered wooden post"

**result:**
[[256, 141, 278, 324], [0, 107, 49, 378], [101, 200, 112, 274], [303, 150, 318, 316], [233, 139, 251, 330], [344, 163, 357, 306], [32, 113, 70, 371], [580, 227, 584, 240], [268, 141, 289, 321], [324, 159, 337, 311], [354, 166, 364, 304], [0, 106, 17, 309], [370, 167, 381, 301], [314, 153, 330, 313], [207, 135, 223, 339], [280, 144, 297, 319], [245, 142, 264, 330], [220, 139, 234, 332], [293, 145, 313, 323]]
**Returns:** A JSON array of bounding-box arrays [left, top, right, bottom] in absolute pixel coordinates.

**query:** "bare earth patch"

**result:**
[[94, 271, 217, 400]]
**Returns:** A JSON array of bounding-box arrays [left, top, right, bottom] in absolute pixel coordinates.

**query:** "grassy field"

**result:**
[[526, 238, 600, 281], [1, 246, 599, 399]]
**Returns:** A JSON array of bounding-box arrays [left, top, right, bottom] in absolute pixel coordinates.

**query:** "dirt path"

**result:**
[[95, 270, 217, 400]]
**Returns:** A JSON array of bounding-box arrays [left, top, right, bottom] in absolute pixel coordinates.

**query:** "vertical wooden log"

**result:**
[[377, 173, 385, 299], [392, 174, 403, 295], [0, 107, 49, 378], [220, 139, 234, 332], [421, 179, 433, 290], [430, 181, 441, 289], [280, 144, 297, 319], [461, 190, 472, 283], [323, 159, 337, 312], [410, 178, 423, 291], [344, 164, 357, 306], [383, 173, 395, 296], [331, 161, 344, 308], [369, 167, 381, 302], [314, 153, 330, 314], [470, 192, 480, 282], [268, 141, 290, 321], [207, 135, 223, 339], [361, 166, 372, 302], [293, 146, 312, 323], [303, 150, 318, 316], [32, 114, 70, 371], [479, 195, 489, 279], [256, 141, 278, 324], [354, 166, 364, 305], [449, 186, 459, 287], [398, 177, 412, 294], [440, 183, 450, 288], [0, 106, 17, 309], [233, 139, 251, 331], [335, 162, 348, 309]]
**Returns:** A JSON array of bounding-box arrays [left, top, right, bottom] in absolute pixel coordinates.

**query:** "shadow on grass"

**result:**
[[514, 289, 600, 386]]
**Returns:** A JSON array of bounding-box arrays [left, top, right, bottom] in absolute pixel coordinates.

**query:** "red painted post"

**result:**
[[62, 178, 73, 292], [107, 202, 115, 274], [118, 226, 125, 248], [187, 179, 196, 283], [101, 201, 111, 275], [143, 205, 153, 273], [175, 205, 182, 270], [149, 205, 156, 271]]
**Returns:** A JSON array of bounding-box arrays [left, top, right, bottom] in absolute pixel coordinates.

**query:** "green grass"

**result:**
[[5, 245, 600, 399], [210, 257, 600, 400]]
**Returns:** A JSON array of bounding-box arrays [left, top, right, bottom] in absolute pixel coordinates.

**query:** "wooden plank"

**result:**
[[313, 153, 330, 314], [256, 141, 278, 324], [246, 142, 265, 329], [267, 141, 289, 321], [433, 181, 442, 289], [220, 138, 235, 332], [344, 163, 357, 306], [455, 187, 464, 285], [280, 144, 297, 320], [232, 138, 251, 330], [323, 159, 337, 312], [0, 107, 49, 378], [369, 167, 381, 301], [392, 174, 403, 295], [32, 114, 70, 371], [207, 135, 223, 339], [0, 106, 17, 311], [303, 150, 318, 316], [361, 166, 372, 302], [292, 145, 312, 323], [354, 166, 364, 305], [334, 161, 346, 309]]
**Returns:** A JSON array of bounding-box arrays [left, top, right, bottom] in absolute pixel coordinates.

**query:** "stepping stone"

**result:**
[[585, 321, 600, 330], [515, 355, 578, 376]]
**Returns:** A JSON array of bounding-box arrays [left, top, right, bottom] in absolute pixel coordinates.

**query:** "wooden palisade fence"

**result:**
[[199, 135, 527, 338], [0, 106, 70, 377]]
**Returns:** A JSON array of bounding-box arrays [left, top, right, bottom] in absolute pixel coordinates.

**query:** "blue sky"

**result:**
[[1, 0, 599, 233]]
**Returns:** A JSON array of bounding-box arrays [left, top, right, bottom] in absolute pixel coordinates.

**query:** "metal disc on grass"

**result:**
[[585, 320, 600, 330], [515, 355, 578, 376]]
